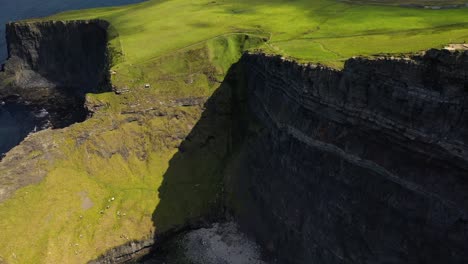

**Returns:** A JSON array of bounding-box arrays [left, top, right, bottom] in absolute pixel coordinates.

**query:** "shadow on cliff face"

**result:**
[[89, 62, 249, 263], [5, 20, 112, 93], [2, 20, 113, 125], [0, 20, 115, 156], [147, 62, 246, 256]]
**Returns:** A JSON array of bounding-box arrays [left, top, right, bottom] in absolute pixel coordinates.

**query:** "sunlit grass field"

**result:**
[[44, 0, 468, 85]]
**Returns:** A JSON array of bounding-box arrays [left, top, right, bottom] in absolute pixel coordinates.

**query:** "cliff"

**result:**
[[3, 20, 111, 93], [226, 50, 468, 264], [0, 20, 112, 128], [1, 17, 468, 264], [0, 19, 242, 263]]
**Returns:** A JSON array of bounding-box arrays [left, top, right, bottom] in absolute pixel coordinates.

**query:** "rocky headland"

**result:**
[[1, 20, 111, 128], [0, 19, 467, 264], [226, 50, 468, 264]]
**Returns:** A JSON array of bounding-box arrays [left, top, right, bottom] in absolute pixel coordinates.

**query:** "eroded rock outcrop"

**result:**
[[0, 19, 112, 128], [226, 50, 468, 264], [3, 20, 111, 94], [0, 20, 113, 157]]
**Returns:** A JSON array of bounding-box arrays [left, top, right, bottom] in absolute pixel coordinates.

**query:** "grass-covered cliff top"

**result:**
[[42, 0, 468, 87], [1, 0, 468, 263]]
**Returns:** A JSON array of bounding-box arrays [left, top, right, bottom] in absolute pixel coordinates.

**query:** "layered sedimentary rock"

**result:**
[[0, 20, 113, 157], [0, 20, 111, 128], [227, 50, 468, 264], [1, 17, 468, 264], [3, 20, 110, 94]]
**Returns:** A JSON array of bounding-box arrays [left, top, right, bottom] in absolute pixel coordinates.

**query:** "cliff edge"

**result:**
[[226, 50, 468, 264], [0, 17, 467, 264], [3, 20, 111, 94], [0, 20, 112, 128]]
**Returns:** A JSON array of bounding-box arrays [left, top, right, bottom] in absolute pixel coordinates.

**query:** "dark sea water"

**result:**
[[0, 0, 144, 155], [0, 103, 50, 156]]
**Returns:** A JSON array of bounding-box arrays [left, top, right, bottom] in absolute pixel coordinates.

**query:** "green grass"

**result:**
[[1, 0, 468, 263], [0, 102, 215, 263], [0, 30, 250, 262], [40, 0, 468, 85]]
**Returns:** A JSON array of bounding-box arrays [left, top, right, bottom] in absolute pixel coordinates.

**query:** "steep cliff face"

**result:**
[[226, 50, 468, 264], [1, 17, 468, 263], [4, 20, 111, 93], [0, 20, 111, 127], [0, 20, 112, 155]]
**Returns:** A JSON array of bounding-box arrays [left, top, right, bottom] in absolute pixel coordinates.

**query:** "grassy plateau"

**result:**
[[45, 0, 468, 83], [0, 0, 468, 263]]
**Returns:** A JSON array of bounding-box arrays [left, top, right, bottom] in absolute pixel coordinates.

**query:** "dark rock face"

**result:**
[[227, 50, 468, 264], [2, 18, 467, 263], [88, 239, 155, 264], [4, 20, 111, 94], [0, 20, 112, 127], [0, 20, 112, 154]]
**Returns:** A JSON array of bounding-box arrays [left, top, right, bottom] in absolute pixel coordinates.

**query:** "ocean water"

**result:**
[[0, 103, 50, 157], [0, 0, 144, 155], [0, 0, 145, 63]]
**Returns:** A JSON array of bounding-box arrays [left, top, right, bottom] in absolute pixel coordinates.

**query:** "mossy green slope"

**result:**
[[0, 34, 258, 263], [1, 0, 468, 263]]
